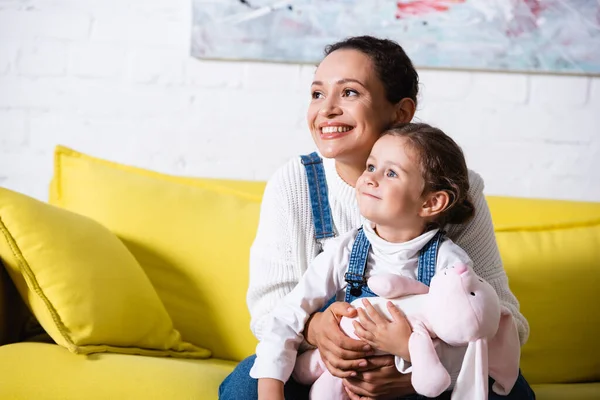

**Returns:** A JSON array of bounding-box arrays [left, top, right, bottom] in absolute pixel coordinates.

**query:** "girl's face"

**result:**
[[307, 49, 400, 165], [356, 135, 426, 229]]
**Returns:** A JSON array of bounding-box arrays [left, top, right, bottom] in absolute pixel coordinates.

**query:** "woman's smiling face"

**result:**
[[307, 49, 399, 165]]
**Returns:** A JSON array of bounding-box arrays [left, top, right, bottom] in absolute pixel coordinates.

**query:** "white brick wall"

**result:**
[[1, 0, 599, 202]]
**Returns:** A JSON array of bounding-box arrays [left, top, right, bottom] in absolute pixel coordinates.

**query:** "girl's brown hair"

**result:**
[[384, 123, 475, 228]]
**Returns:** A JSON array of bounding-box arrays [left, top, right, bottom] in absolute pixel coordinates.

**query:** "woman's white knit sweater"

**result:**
[[247, 155, 530, 345]]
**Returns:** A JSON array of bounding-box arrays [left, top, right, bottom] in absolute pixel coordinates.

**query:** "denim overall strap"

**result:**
[[417, 230, 446, 287], [344, 228, 377, 303], [300, 152, 335, 240]]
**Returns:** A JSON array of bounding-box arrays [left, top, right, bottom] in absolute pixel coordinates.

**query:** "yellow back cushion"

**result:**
[[0, 187, 208, 358], [487, 197, 600, 384], [50, 146, 264, 361]]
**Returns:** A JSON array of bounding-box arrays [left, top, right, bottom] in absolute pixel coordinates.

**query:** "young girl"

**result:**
[[250, 123, 507, 399]]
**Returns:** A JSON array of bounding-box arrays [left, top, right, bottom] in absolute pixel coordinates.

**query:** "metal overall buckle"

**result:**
[[344, 272, 366, 297]]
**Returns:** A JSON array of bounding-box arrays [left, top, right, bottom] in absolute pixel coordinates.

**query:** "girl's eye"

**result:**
[[311, 91, 323, 99], [386, 170, 398, 178], [343, 89, 358, 97], [366, 164, 375, 172]]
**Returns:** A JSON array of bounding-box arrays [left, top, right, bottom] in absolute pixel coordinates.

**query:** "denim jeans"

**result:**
[[218, 355, 535, 400], [218, 354, 310, 400]]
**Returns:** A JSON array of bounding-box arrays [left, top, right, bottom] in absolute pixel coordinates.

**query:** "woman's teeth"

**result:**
[[321, 126, 352, 134]]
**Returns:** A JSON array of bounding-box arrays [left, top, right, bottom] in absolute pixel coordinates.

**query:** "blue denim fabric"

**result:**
[[417, 230, 445, 287], [344, 228, 442, 303], [218, 355, 310, 400], [300, 152, 335, 240], [344, 228, 377, 302]]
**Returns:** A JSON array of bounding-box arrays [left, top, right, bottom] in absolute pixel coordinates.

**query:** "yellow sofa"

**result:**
[[0, 146, 599, 399]]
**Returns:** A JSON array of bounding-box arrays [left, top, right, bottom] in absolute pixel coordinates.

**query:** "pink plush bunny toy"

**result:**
[[293, 264, 521, 400]]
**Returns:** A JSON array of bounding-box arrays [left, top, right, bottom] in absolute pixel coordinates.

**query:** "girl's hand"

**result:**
[[304, 301, 373, 378], [343, 355, 415, 399], [258, 378, 284, 400], [352, 299, 412, 361]]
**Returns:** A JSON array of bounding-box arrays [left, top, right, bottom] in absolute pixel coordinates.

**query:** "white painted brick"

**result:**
[[413, 102, 486, 141], [0, 77, 192, 116], [191, 88, 306, 127], [0, 10, 91, 41], [0, 176, 52, 201], [127, 0, 188, 21], [418, 70, 472, 103], [0, 54, 9, 75], [91, 15, 188, 49], [466, 72, 529, 104], [530, 75, 590, 108], [0, 110, 28, 150], [0, 0, 598, 203], [243, 62, 301, 91], [477, 104, 597, 143], [0, 77, 66, 110], [0, 42, 19, 75], [299, 64, 317, 92], [185, 59, 245, 88], [590, 77, 600, 107], [28, 112, 96, 154], [128, 48, 185, 84], [69, 42, 126, 78], [86, 86, 193, 118], [21, 1, 128, 19], [17, 40, 68, 77], [0, 150, 54, 201]]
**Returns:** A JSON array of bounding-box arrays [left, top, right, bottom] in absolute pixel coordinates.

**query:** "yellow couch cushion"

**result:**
[[50, 146, 264, 361], [0, 187, 208, 359], [487, 197, 600, 385], [531, 383, 600, 400], [0, 342, 236, 400], [2, 343, 599, 400]]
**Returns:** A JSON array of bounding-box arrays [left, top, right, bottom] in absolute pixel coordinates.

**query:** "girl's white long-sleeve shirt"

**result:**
[[247, 155, 529, 346], [249, 223, 473, 382]]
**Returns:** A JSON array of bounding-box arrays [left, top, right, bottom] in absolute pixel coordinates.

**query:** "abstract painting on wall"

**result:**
[[191, 1, 600, 76]]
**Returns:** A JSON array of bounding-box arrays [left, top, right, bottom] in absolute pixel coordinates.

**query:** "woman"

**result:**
[[219, 36, 534, 400]]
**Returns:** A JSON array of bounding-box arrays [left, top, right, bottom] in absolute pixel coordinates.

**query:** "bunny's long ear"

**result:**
[[488, 307, 521, 395], [452, 338, 489, 400]]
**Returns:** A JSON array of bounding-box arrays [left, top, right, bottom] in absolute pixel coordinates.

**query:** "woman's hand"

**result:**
[[352, 299, 412, 361], [342, 355, 415, 399], [304, 302, 372, 378]]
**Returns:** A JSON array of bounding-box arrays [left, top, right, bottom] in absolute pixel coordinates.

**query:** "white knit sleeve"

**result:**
[[246, 159, 313, 341], [250, 240, 349, 381], [445, 170, 530, 345]]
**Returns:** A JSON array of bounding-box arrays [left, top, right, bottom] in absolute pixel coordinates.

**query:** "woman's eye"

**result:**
[[366, 164, 375, 172], [311, 91, 323, 99], [386, 170, 398, 178], [343, 89, 358, 97]]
